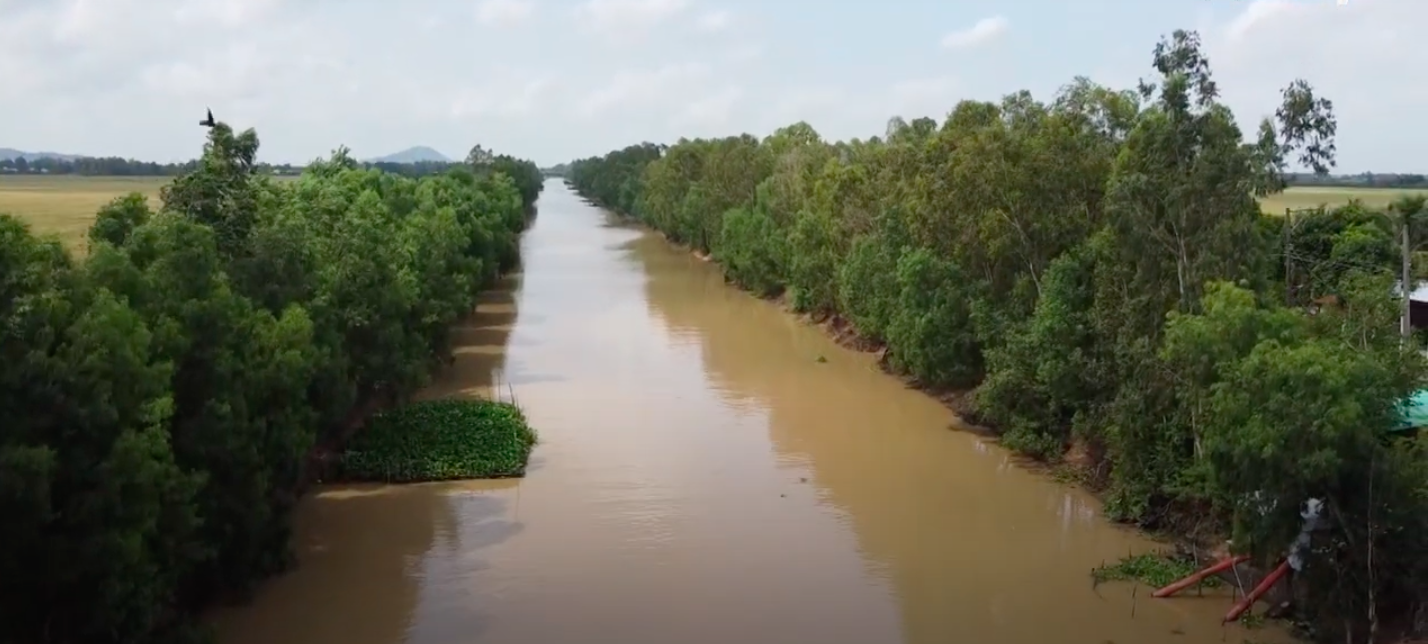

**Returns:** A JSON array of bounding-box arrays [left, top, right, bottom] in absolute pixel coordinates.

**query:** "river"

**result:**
[[211, 180, 1287, 644]]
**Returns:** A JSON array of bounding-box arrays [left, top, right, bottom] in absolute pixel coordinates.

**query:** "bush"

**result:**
[[338, 399, 537, 482]]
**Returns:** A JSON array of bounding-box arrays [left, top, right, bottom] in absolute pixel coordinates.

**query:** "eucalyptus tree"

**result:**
[[0, 119, 542, 644], [566, 29, 1426, 641]]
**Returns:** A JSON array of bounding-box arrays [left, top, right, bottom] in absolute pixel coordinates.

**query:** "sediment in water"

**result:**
[[608, 208, 1304, 619]]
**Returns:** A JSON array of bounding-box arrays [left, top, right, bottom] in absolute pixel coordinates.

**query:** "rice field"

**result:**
[[0, 174, 299, 253], [0, 175, 171, 252], [3, 175, 1426, 253], [1258, 186, 1428, 213]]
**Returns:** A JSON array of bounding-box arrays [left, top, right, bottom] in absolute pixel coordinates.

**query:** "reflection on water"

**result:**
[[627, 226, 1285, 644], [208, 480, 517, 644], [419, 277, 522, 401], [215, 182, 1287, 644]]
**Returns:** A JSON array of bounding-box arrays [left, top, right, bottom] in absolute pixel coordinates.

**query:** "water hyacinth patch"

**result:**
[[338, 398, 537, 482]]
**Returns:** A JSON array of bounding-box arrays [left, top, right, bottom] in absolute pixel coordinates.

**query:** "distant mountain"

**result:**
[[0, 148, 82, 162], [366, 146, 452, 164]]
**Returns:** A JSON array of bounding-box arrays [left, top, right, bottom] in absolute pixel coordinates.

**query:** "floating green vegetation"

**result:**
[[338, 398, 537, 482], [1238, 611, 1267, 629], [1091, 551, 1224, 590]]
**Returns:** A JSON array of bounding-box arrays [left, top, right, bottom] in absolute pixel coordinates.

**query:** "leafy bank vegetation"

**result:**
[[569, 31, 1428, 642], [337, 399, 537, 482], [1092, 552, 1223, 591], [0, 122, 542, 643]]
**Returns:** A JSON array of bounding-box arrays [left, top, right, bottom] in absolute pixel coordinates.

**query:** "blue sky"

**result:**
[[0, 0, 1418, 172]]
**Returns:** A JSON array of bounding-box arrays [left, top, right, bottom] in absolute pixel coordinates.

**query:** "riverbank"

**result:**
[[215, 182, 1294, 644], [303, 278, 533, 490], [597, 205, 1289, 620], [0, 123, 550, 644], [629, 215, 1048, 442], [638, 213, 1428, 643]]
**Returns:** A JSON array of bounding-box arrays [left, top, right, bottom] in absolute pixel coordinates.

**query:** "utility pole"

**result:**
[[1284, 207, 1294, 306], [1402, 210, 1413, 341]]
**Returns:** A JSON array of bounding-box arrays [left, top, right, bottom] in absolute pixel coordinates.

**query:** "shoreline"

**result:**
[[660, 223, 1319, 626], [591, 196, 1235, 535], [620, 210, 1293, 598], [300, 270, 526, 490]]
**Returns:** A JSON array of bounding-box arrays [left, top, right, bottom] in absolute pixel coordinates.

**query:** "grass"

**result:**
[[1091, 551, 1223, 590], [336, 398, 538, 483], [0, 175, 171, 251], [0, 175, 299, 253], [1260, 186, 1428, 213]]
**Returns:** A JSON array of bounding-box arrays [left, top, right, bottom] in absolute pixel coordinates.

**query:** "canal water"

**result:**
[[212, 180, 1286, 644]]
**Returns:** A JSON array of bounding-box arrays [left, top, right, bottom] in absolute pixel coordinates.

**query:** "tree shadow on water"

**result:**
[[422, 279, 524, 400], [213, 481, 518, 644], [404, 483, 527, 643]]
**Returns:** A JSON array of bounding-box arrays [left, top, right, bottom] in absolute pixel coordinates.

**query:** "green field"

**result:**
[[1259, 186, 1428, 213], [3, 176, 1426, 252], [0, 175, 299, 253], [0, 175, 171, 252]]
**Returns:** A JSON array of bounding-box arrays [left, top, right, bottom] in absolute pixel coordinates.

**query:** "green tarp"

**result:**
[[1391, 390, 1428, 433]]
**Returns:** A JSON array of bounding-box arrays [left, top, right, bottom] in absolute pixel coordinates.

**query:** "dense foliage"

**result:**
[[1286, 172, 1428, 190], [0, 154, 205, 175], [0, 123, 542, 644], [337, 399, 536, 482], [568, 31, 1428, 642]]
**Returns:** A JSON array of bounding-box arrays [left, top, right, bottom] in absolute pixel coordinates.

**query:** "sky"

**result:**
[[0, 0, 1421, 172]]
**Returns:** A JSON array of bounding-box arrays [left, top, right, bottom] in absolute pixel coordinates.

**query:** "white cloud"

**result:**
[[891, 77, 956, 103], [475, 0, 535, 26], [572, 0, 689, 40], [696, 9, 731, 33], [0, 0, 1418, 171], [1223, 0, 1293, 41], [0, 5, 52, 99], [887, 77, 959, 118], [174, 0, 284, 29], [52, 0, 122, 43], [939, 16, 1008, 50], [139, 44, 271, 101], [723, 44, 762, 64], [1204, 0, 1426, 171], [767, 86, 844, 124], [450, 72, 554, 119], [673, 85, 742, 128], [575, 62, 710, 118]]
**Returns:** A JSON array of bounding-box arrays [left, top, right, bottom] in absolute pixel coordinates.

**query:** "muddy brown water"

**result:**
[[211, 180, 1288, 644]]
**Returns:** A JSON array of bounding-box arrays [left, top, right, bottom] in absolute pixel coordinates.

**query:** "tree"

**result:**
[[564, 29, 1428, 641], [0, 116, 544, 644]]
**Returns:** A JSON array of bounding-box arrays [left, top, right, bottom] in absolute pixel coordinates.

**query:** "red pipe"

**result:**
[[1151, 555, 1251, 598], [1223, 560, 1291, 623]]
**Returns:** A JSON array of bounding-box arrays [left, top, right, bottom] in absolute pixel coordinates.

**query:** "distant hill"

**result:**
[[0, 148, 81, 162], [366, 146, 452, 164]]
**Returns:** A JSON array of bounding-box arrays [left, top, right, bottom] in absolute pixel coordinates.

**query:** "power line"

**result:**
[[1285, 251, 1396, 278]]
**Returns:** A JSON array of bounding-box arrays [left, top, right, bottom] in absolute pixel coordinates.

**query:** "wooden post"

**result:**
[[1403, 211, 1413, 341], [1284, 207, 1294, 306]]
